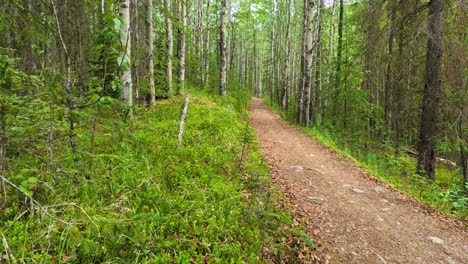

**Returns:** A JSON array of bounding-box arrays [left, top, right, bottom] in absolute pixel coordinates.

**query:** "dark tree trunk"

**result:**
[[417, 0, 445, 180], [333, 0, 344, 124]]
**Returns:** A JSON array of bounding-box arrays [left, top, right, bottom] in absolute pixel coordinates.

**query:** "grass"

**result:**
[[264, 97, 468, 221], [0, 88, 313, 263]]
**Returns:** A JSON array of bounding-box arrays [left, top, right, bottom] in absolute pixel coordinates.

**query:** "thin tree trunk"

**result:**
[[177, 0, 187, 92], [269, 0, 275, 103], [203, 0, 212, 87], [314, 0, 323, 125], [146, 0, 156, 106], [219, 0, 227, 97], [131, 0, 140, 105], [302, 0, 314, 125], [165, 0, 174, 95], [417, 0, 445, 180], [281, 0, 292, 110], [333, 0, 344, 123], [384, 1, 395, 127]]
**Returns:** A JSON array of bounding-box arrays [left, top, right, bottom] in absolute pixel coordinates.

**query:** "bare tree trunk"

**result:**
[[297, 0, 306, 123], [417, 0, 445, 180], [146, 0, 156, 106], [203, 0, 212, 87], [314, 0, 323, 125], [302, 0, 314, 125], [384, 1, 395, 127], [119, 0, 134, 108], [332, 0, 344, 123], [165, 0, 174, 95], [177, 0, 187, 92], [51, 0, 77, 154], [131, 0, 140, 105], [269, 0, 275, 103], [281, 0, 292, 110], [219, 0, 227, 97]]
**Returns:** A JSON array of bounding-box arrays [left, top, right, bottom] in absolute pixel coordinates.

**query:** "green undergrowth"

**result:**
[[264, 97, 468, 221], [0, 89, 310, 263]]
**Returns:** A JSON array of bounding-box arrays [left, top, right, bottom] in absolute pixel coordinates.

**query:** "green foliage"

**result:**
[[0, 86, 303, 262]]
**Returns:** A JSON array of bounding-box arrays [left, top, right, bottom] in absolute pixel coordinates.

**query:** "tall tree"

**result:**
[[146, 0, 156, 106], [417, 0, 446, 180], [119, 0, 133, 107], [301, 0, 314, 125], [333, 0, 344, 123], [219, 0, 227, 97], [281, 0, 292, 110], [177, 0, 187, 92], [165, 0, 174, 95]]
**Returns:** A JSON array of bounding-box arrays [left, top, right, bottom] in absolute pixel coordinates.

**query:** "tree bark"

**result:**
[[146, 0, 156, 106], [119, 0, 134, 107], [301, 0, 314, 125], [281, 0, 292, 110], [165, 0, 174, 95], [416, 0, 445, 180], [219, 0, 227, 97], [177, 0, 187, 92], [384, 1, 395, 127], [333, 0, 344, 122]]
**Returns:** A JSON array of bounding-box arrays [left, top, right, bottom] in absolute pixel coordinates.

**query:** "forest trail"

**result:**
[[249, 98, 468, 264]]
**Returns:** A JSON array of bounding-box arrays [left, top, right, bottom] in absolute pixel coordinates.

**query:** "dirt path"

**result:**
[[250, 98, 468, 264]]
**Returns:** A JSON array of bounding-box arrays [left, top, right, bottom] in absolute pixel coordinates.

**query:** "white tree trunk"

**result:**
[[203, 0, 211, 87], [120, 0, 133, 107], [146, 0, 156, 106], [302, 0, 314, 125], [219, 0, 227, 97], [165, 0, 174, 95]]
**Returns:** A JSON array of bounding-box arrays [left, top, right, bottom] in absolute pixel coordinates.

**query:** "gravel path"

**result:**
[[250, 98, 468, 264]]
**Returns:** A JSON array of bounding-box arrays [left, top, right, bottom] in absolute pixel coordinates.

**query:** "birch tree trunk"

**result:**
[[268, 0, 275, 103], [219, 0, 227, 97], [417, 0, 445, 180], [315, 0, 323, 124], [165, 0, 174, 95], [177, 0, 187, 92], [203, 0, 212, 87], [301, 0, 314, 125], [146, 0, 156, 106], [120, 0, 133, 107]]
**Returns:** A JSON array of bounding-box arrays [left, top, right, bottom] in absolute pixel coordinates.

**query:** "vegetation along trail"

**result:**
[[250, 98, 468, 264]]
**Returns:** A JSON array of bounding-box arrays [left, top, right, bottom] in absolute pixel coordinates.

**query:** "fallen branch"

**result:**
[[178, 96, 189, 147], [405, 149, 457, 167], [0, 174, 71, 225], [2, 234, 15, 262]]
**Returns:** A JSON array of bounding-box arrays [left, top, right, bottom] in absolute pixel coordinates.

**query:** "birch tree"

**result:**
[[146, 0, 156, 106], [219, 0, 227, 97], [165, 0, 174, 95], [301, 0, 314, 125], [177, 0, 187, 92], [119, 0, 133, 107]]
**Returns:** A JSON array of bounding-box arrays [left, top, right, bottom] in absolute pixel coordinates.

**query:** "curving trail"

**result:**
[[249, 98, 468, 264]]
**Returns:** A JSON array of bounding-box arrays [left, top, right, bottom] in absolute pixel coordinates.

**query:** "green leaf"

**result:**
[[113, 18, 122, 32]]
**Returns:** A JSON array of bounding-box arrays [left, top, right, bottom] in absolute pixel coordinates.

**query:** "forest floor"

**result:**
[[250, 98, 468, 264]]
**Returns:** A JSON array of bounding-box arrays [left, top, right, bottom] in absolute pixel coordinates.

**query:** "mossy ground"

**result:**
[[0, 89, 311, 263]]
